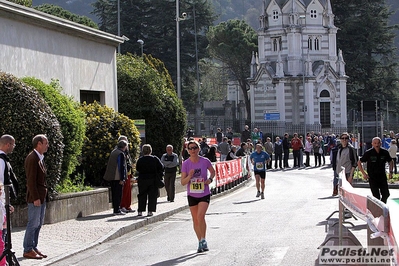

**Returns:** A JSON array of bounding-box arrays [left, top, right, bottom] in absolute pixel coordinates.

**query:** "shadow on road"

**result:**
[[232, 199, 261, 204], [150, 252, 202, 266]]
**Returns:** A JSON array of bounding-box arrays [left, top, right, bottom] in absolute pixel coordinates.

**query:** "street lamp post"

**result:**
[[117, 0, 121, 54], [137, 39, 144, 56], [176, 0, 181, 99]]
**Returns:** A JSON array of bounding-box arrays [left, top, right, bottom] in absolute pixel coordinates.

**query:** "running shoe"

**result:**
[[201, 239, 209, 252], [256, 191, 261, 197], [197, 240, 204, 253], [261, 192, 265, 199]]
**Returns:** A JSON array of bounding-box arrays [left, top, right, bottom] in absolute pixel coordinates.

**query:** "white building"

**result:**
[[0, 0, 123, 109], [248, 0, 348, 133]]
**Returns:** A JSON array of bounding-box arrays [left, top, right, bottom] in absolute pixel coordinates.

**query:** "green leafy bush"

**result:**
[[22, 77, 86, 184], [34, 4, 99, 29], [0, 72, 64, 203], [80, 102, 140, 186], [7, 0, 32, 7], [117, 54, 186, 158]]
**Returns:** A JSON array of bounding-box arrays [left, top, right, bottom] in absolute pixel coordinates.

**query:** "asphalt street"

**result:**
[[52, 164, 393, 266]]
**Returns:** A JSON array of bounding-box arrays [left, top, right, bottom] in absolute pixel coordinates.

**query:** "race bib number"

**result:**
[[190, 178, 205, 193], [256, 162, 264, 170]]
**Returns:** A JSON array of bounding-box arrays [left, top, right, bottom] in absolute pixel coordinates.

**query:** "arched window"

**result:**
[[314, 37, 320, 50], [272, 37, 282, 52], [320, 90, 330, 97], [308, 36, 312, 50], [320, 90, 330, 128], [273, 39, 278, 51]]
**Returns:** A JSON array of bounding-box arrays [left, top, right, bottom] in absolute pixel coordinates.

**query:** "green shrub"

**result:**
[[55, 173, 92, 193], [0, 72, 64, 203], [34, 4, 99, 29], [117, 54, 186, 158], [7, 0, 32, 7], [80, 102, 140, 186], [22, 78, 86, 185]]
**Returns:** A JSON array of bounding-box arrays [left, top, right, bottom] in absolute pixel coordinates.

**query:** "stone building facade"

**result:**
[[248, 0, 348, 135]]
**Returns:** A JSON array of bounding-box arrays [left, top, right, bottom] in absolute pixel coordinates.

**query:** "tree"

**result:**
[[7, 0, 32, 7], [206, 19, 257, 120], [22, 78, 86, 183], [117, 53, 186, 158], [332, 0, 399, 110], [80, 102, 140, 186], [0, 72, 64, 203], [35, 4, 99, 29], [91, 0, 216, 111]]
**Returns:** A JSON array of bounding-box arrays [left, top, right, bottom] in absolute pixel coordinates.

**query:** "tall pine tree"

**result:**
[[332, 0, 399, 111], [91, 0, 217, 111]]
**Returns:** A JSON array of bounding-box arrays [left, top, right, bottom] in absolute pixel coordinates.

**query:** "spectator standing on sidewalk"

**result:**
[[136, 144, 164, 217], [181, 140, 215, 253], [215, 128, 223, 145], [251, 128, 260, 145], [291, 133, 302, 167], [23, 134, 49, 260], [388, 140, 398, 174], [282, 133, 290, 168], [199, 138, 209, 157], [264, 137, 273, 169], [304, 136, 312, 167], [118, 136, 135, 213], [274, 137, 283, 169], [250, 144, 270, 199], [225, 127, 233, 141], [241, 125, 251, 143], [312, 136, 322, 167], [161, 145, 179, 202], [226, 146, 238, 161], [319, 136, 326, 166], [103, 140, 128, 215], [358, 137, 393, 203], [235, 142, 247, 157], [335, 132, 358, 185], [217, 137, 230, 161], [0, 135, 17, 254], [205, 146, 217, 162]]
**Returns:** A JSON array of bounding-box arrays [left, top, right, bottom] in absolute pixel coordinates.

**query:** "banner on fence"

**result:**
[[215, 158, 242, 187], [339, 169, 367, 219]]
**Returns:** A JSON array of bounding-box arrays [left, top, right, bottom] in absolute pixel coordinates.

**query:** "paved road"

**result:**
[[54, 165, 384, 266]]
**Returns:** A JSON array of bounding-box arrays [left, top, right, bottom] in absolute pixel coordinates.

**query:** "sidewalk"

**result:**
[[11, 178, 251, 266]]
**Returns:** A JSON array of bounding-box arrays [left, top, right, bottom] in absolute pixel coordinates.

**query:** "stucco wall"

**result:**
[[0, 10, 119, 109]]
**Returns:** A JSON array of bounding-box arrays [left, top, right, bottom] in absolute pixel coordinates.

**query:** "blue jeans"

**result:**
[[23, 202, 46, 253]]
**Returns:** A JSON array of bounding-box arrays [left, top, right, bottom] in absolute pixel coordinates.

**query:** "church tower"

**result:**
[[249, 0, 348, 134]]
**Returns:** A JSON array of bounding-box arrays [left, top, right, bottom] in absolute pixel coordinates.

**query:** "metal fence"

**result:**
[[187, 115, 348, 139]]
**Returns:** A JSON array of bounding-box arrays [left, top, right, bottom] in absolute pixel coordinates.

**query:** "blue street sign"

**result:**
[[264, 113, 280, 121]]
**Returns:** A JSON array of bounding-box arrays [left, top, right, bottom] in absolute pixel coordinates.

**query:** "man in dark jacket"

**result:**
[[103, 140, 128, 215], [241, 125, 251, 143], [23, 134, 49, 259], [282, 133, 290, 168], [236, 142, 248, 157]]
